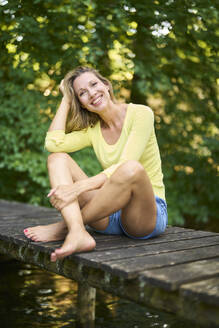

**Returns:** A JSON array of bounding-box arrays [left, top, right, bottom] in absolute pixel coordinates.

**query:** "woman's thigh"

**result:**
[[118, 161, 157, 237], [89, 160, 158, 237], [120, 195, 167, 239]]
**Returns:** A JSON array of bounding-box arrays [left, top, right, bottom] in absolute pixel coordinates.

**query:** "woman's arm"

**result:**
[[48, 172, 108, 211], [45, 80, 91, 152], [49, 96, 70, 132]]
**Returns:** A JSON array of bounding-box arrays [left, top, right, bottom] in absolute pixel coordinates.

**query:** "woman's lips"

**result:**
[[91, 95, 103, 106]]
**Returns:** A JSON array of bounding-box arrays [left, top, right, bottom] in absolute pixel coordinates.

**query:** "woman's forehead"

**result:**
[[73, 72, 99, 91]]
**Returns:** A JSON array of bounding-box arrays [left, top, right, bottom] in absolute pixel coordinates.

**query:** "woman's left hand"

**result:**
[[48, 183, 82, 211], [47, 173, 107, 211]]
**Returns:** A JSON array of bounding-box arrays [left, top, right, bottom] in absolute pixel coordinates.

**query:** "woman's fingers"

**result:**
[[47, 188, 56, 197], [48, 185, 78, 210], [50, 193, 68, 211], [59, 79, 66, 96]]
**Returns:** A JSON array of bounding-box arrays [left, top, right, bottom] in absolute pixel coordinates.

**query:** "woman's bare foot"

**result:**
[[24, 221, 67, 242], [50, 226, 96, 262]]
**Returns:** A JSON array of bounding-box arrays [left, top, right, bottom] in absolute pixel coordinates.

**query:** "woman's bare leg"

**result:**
[[24, 153, 109, 242], [49, 159, 156, 261], [82, 160, 157, 237], [46, 153, 98, 262], [54, 159, 156, 261]]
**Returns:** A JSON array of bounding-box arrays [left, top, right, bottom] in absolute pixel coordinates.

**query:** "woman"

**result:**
[[24, 66, 168, 263]]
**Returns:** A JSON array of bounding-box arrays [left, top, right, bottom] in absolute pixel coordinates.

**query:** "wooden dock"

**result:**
[[0, 199, 218, 327]]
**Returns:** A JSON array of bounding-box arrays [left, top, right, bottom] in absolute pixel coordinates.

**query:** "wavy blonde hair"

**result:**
[[63, 66, 117, 132]]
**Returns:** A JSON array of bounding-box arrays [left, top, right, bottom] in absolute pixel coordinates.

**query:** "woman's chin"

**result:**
[[90, 101, 106, 112]]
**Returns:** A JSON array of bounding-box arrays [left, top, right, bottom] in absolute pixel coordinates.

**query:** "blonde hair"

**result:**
[[63, 66, 117, 132]]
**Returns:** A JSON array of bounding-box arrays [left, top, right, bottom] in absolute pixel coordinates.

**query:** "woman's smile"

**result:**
[[91, 94, 103, 106]]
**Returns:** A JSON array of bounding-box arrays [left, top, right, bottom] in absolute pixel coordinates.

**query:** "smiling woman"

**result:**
[[63, 67, 118, 132], [24, 66, 168, 263]]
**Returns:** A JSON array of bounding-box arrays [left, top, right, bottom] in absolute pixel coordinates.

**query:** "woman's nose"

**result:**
[[88, 88, 96, 98]]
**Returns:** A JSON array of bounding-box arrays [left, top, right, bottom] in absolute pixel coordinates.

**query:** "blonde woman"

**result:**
[[24, 66, 168, 262]]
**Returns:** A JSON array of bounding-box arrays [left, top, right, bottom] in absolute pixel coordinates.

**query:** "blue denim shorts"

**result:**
[[93, 195, 168, 239]]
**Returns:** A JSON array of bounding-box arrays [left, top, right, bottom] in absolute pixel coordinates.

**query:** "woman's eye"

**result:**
[[80, 91, 86, 96], [92, 82, 97, 86]]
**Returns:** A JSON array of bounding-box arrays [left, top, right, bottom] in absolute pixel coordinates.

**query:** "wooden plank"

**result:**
[[91, 225, 195, 237], [0, 200, 57, 216], [93, 231, 219, 250], [94, 245, 219, 278], [0, 213, 61, 220], [164, 226, 194, 233], [180, 277, 219, 306], [89, 226, 196, 242], [78, 236, 219, 263], [0, 217, 61, 227], [139, 258, 219, 291]]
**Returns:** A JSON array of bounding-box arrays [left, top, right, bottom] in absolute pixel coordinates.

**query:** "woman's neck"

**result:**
[[99, 102, 128, 129]]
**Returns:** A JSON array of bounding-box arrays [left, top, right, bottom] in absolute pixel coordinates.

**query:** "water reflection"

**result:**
[[0, 258, 201, 328]]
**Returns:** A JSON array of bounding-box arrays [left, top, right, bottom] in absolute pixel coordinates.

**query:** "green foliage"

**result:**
[[0, 0, 218, 228]]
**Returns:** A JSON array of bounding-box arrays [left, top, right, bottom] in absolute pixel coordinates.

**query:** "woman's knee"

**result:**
[[47, 152, 71, 169], [110, 160, 145, 185], [47, 152, 88, 183]]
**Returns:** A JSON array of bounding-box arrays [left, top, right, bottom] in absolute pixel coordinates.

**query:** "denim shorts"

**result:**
[[93, 195, 168, 240]]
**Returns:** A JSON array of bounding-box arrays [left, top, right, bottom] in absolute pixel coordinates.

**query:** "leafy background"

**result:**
[[0, 0, 218, 231]]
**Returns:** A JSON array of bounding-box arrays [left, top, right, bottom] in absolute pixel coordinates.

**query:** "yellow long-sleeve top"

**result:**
[[45, 103, 166, 200]]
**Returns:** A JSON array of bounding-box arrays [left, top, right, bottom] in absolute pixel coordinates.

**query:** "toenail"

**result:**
[[24, 229, 28, 232]]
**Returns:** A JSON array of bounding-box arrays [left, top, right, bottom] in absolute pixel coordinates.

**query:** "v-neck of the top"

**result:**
[[98, 103, 132, 146]]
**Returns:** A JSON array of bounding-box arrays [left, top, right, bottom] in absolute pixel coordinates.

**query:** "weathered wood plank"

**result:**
[[139, 258, 219, 290], [180, 277, 219, 306], [0, 214, 61, 221], [0, 219, 62, 233], [97, 245, 219, 278], [93, 230, 218, 250], [91, 225, 195, 238], [0, 199, 57, 217], [78, 236, 219, 262]]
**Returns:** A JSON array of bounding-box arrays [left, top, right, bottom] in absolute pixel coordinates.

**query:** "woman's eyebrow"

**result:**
[[88, 79, 97, 85], [78, 80, 97, 92]]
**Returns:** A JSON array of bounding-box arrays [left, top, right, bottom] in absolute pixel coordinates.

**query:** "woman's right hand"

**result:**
[[59, 79, 66, 97], [59, 79, 71, 104]]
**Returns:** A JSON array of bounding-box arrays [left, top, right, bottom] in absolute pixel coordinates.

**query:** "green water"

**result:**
[[0, 259, 201, 328]]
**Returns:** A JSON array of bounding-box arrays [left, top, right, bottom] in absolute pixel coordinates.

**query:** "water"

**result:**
[[0, 258, 202, 328]]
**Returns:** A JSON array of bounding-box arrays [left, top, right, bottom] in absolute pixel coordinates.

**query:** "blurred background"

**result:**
[[1, 0, 218, 231]]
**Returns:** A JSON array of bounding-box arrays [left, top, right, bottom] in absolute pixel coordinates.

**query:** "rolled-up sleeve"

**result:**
[[45, 129, 91, 153]]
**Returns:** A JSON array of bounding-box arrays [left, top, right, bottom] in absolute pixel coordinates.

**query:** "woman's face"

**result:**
[[73, 72, 111, 113]]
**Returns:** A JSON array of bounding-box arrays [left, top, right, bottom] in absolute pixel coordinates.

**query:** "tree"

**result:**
[[0, 0, 218, 228]]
